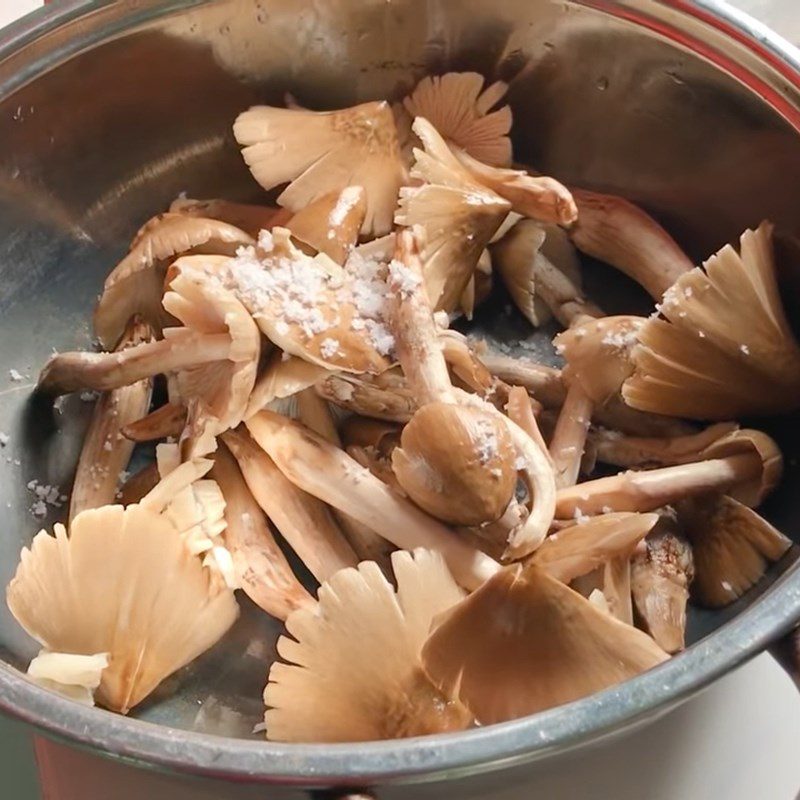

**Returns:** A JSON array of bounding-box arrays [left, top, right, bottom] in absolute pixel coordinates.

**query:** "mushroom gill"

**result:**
[[264, 550, 471, 742], [623, 222, 800, 419], [421, 564, 668, 724], [233, 101, 405, 236], [6, 503, 238, 714]]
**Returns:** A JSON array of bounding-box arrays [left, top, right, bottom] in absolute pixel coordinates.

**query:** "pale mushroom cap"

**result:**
[[623, 222, 800, 419], [233, 101, 405, 236], [555, 315, 644, 405], [264, 549, 470, 742], [421, 564, 668, 724], [402, 72, 513, 167], [678, 494, 791, 608], [95, 213, 253, 348], [6, 504, 238, 714]]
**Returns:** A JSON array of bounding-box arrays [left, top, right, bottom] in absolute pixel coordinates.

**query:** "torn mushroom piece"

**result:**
[[212, 442, 313, 620], [169, 196, 292, 239], [246, 352, 328, 419], [631, 512, 694, 653], [27, 651, 109, 706], [677, 494, 790, 608], [221, 426, 358, 583], [246, 410, 501, 590], [401, 72, 513, 167], [94, 212, 254, 349], [286, 186, 366, 265], [6, 502, 238, 714], [69, 318, 155, 522], [122, 402, 188, 443], [555, 428, 781, 519], [421, 563, 668, 724], [223, 228, 393, 375], [315, 372, 416, 423], [491, 219, 601, 328], [568, 188, 693, 300], [623, 222, 800, 419], [233, 100, 405, 236], [397, 120, 511, 314], [388, 231, 555, 555], [265, 550, 471, 742]]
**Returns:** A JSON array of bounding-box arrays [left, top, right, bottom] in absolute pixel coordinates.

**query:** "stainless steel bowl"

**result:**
[[0, 0, 799, 794]]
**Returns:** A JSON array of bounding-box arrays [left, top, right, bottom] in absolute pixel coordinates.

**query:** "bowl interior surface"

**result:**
[[0, 0, 799, 776]]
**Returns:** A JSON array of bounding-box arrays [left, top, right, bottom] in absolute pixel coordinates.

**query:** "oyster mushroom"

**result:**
[[401, 72, 512, 167], [631, 513, 695, 652], [286, 186, 366, 265], [568, 189, 694, 300], [397, 121, 511, 314], [532, 512, 659, 583], [6, 502, 238, 714], [212, 442, 313, 620], [169, 196, 292, 238], [677, 494, 791, 608], [94, 212, 253, 348], [587, 422, 739, 469], [122, 402, 188, 442], [623, 222, 800, 419], [265, 549, 472, 742], [421, 563, 668, 724], [221, 426, 357, 583], [69, 319, 155, 522], [40, 267, 259, 460], [246, 410, 501, 590], [233, 101, 405, 236], [492, 219, 601, 328], [555, 428, 781, 518], [388, 231, 555, 553]]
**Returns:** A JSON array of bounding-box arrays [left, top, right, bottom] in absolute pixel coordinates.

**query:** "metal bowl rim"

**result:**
[[0, 0, 799, 785]]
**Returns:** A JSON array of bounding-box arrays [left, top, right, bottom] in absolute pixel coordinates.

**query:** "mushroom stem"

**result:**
[[390, 230, 453, 404], [505, 385, 550, 459], [315, 374, 416, 423], [221, 427, 358, 582], [122, 402, 188, 442], [296, 388, 340, 443], [69, 320, 155, 522], [569, 189, 693, 299], [548, 382, 594, 489], [246, 411, 501, 590], [556, 453, 760, 518], [38, 333, 231, 395], [116, 462, 160, 506], [603, 556, 634, 625], [212, 443, 314, 620]]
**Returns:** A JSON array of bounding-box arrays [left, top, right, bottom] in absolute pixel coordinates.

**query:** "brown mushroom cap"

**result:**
[[6, 504, 238, 714], [264, 550, 471, 742], [169, 196, 292, 238], [233, 101, 405, 236], [402, 72, 513, 167], [421, 563, 668, 724], [94, 213, 253, 348], [623, 222, 800, 419], [677, 494, 791, 608]]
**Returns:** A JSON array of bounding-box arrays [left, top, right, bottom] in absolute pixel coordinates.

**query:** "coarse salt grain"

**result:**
[[474, 418, 499, 465], [740, 344, 750, 355], [388, 258, 422, 297], [721, 580, 733, 592], [573, 507, 590, 525], [8, 369, 24, 382], [328, 186, 362, 228], [0, 432, 8, 447], [319, 338, 340, 359]]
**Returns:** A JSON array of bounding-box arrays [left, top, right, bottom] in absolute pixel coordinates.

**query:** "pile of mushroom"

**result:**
[[6, 72, 797, 740]]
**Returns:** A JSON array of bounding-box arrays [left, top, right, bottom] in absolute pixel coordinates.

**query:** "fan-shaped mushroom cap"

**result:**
[[397, 119, 511, 313], [233, 101, 405, 236], [286, 186, 366, 265], [94, 213, 253, 348], [533, 512, 659, 583], [224, 228, 393, 374], [402, 72, 512, 167], [492, 219, 600, 328], [555, 316, 644, 406], [421, 563, 668, 724], [212, 442, 313, 620], [568, 189, 693, 300], [631, 513, 694, 653], [265, 549, 470, 742], [169, 196, 291, 238], [6, 503, 238, 714], [623, 222, 800, 419], [677, 494, 790, 608]]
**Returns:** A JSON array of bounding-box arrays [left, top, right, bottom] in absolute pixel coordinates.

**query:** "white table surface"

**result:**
[[0, 0, 799, 798]]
